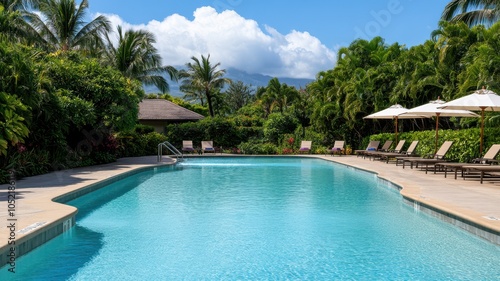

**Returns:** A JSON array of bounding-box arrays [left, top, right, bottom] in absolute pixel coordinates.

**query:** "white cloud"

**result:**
[[98, 6, 336, 79]]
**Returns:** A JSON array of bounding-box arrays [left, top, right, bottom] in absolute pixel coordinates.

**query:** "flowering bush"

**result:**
[[16, 144, 27, 153]]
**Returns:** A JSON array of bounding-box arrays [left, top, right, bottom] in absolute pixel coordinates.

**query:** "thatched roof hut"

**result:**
[[138, 99, 204, 133]]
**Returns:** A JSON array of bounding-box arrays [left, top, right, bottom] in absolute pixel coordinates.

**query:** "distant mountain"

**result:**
[[144, 67, 314, 97]]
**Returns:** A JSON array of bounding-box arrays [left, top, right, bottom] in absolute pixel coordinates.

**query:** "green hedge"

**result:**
[[117, 131, 168, 157], [364, 127, 500, 162], [164, 117, 263, 150], [238, 142, 278, 155]]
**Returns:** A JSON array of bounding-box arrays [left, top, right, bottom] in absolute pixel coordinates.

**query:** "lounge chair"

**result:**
[[434, 144, 500, 179], [380, 140, 419, 164], [182, 140, 195, 154], [364, 140, 393, 160], [377, 140, 394, 152], [202, 140, 215, 154], [459, 165, 500, 184], [399, 141, 454, 172], [354, 141, 380, 157], [330, 141, 345, 156], [299, 141, 312, 154], [368, 140, 405, 161], [471, 144, 500, 164]]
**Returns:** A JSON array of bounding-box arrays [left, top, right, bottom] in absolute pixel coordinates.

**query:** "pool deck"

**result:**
[[1, 154, 500, 266]]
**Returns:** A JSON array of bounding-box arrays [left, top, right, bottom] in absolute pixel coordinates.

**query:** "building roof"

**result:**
[[138, 99, 204, 121]]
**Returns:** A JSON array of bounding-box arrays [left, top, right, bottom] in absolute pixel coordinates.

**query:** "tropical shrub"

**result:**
[[203, 117, 240, 148], [0, 41, 38, 156], [1, 149, 51, 181], [263, 113, 298, 144], [165, 117, 264, 150], [44, 52, 144, 132], [117, 131, 168, 157], [238, 141, 278, 155], [134, 124, 155, 134], [0, 93, 29, 155]]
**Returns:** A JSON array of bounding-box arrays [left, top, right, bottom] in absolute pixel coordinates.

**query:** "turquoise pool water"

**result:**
[[2, 157, 500, 280]]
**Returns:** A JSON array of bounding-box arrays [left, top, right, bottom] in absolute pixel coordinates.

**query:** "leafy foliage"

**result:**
[[164, 117, 262, 150], [117, 131, 168, 157], [24, 0, 111, 52], [238, 141, 278, 155], [368, 127, 500, 162], [263, 113, 298, 143], [441, 0, 500, 27], [102, 25, 177, 93], [0, 93, 29, 155], [223, 80, 255, 114], [44, 52, 144, 131]]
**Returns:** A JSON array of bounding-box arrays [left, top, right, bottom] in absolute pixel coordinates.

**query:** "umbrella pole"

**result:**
[[395, 117, 398, 143], [480, 108, 485, 155], [435, 113, 440, 155]]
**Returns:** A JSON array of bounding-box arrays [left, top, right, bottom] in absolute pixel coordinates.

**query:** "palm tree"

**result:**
[[264, 78, 298, 114], [441, 0, 500, 27], [255, 86, 273, 117], [178, 54, 231, 117], [181, 83, 206, 106], [1, 0, 23, 10], [24, 0, 110, 52], [102, 25, 177, 93], [0, 0, 40, 43], [458, 21, 500, 91]]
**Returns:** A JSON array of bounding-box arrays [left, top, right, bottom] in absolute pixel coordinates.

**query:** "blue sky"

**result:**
[[88, 0, 451, 78]]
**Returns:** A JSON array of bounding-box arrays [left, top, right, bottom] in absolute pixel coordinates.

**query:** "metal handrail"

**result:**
[[157, 141, 183, 162]]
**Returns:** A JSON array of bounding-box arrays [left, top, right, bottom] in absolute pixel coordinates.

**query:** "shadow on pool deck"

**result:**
[[0, 154, 499, 268]]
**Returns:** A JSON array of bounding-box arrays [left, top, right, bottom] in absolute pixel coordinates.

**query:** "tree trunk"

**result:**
[[206, 90, 214, 117]]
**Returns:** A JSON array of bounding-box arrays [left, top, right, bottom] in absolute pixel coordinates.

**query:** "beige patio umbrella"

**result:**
[[400, 98, 479, 154], [364, 104, 425, 143], [438, 88, 500, 155]]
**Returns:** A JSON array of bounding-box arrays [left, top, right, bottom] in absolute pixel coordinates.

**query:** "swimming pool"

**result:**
[[2, 157, 500, 280]]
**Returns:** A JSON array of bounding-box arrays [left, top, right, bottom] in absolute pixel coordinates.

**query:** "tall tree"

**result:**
[[181, 83, 206, 106], [265, 78, 298, 114], [24, 0, 110, 52], [224, 80, 254, 114], [441, 0, 500, 27], [292, 89, 312, 138], [102, 25, 177, 93], [178, 54, 231, 117], [1, 0, 28, 10], [432, 21, 484, 98], [0, 0, 40, 44], [255, 86, 273, 117], [256, 78, 298, 116], [458, 21, 500, 91]]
